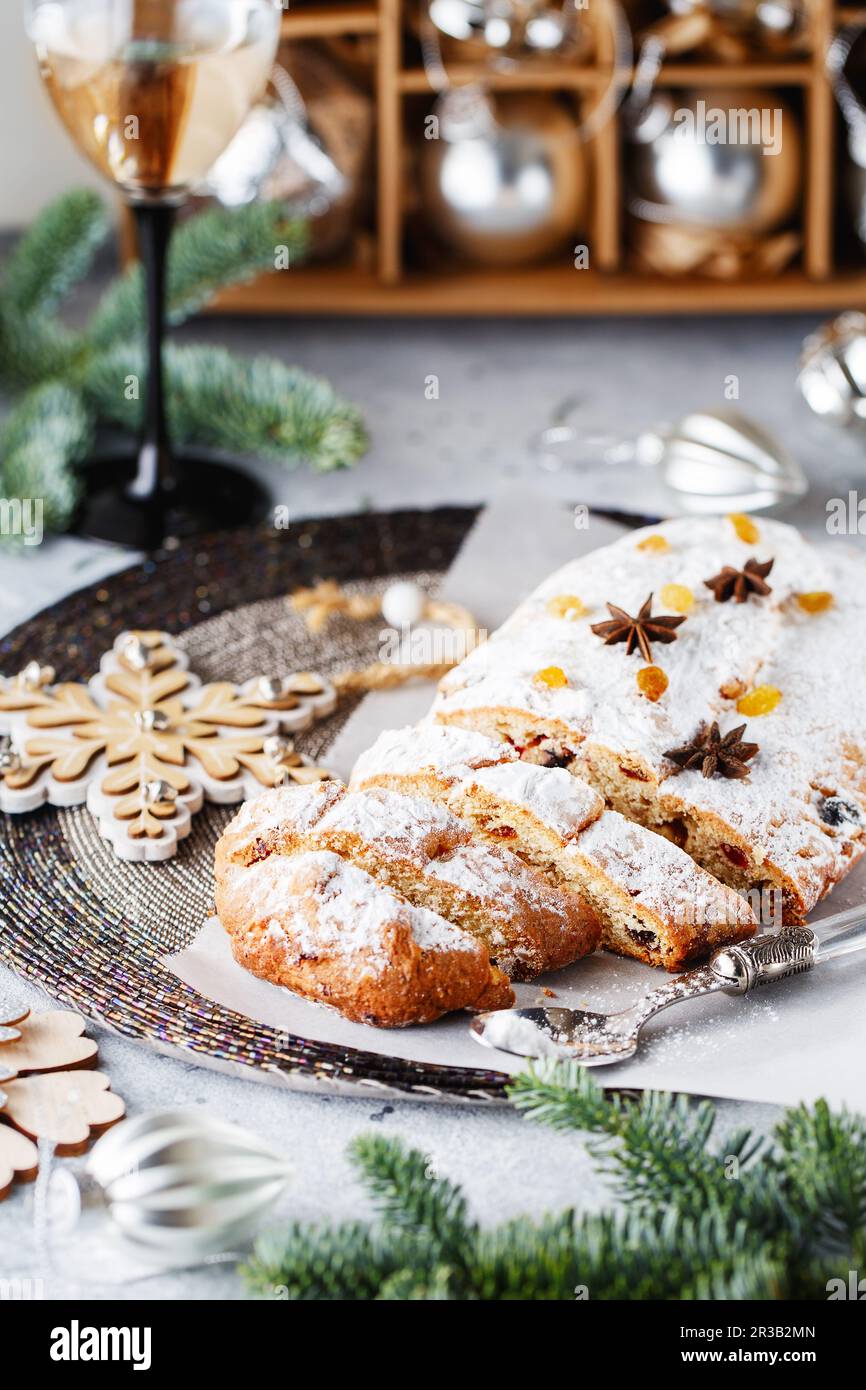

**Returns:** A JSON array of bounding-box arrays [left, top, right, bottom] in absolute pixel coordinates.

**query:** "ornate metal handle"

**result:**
[[711, 927, 818, 995]]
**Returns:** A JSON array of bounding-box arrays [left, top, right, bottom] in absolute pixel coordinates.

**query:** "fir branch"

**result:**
[[242, 1069, 866, 1301], [773, 1100, 866, 1263], [350, 1134, 474, 1261], [239, 1221, 418, 1301], [87, 203, 308, 349], [2, 189, 108, 320], [81, 342, 368, 472], [0, 306, 85, 394], [0, 382, 88, 536], [509, 1061, 769, 1224]]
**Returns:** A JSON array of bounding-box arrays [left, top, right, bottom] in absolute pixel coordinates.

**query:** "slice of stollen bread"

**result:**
[[352, 727, 756, 971], [303, 785, 601, 979], [216, 847, 512, 1027]]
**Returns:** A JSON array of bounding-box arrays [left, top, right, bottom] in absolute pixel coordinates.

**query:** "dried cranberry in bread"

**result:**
[[434, 517, 866, 921]]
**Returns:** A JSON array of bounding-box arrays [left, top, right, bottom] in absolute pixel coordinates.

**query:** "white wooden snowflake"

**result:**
[[0, 631, 337, 863]]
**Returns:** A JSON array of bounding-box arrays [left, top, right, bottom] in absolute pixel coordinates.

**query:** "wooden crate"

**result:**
[[167, 2, 866, 313]]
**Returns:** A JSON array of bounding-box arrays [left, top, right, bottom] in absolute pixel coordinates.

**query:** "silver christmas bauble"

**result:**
[[58, 1110, 294, 1260], [420, 94, 586, 266], [665, 0, 800, 37], [628, 88, 801, 233], [799, 312, 866, 425], [428, 0, 585, 58]]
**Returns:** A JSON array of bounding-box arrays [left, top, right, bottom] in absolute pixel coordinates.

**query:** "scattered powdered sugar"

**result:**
[[480, 1010, 574, 1059]]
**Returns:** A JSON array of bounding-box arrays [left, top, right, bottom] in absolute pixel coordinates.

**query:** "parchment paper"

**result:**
[[164, 494, 866, 1108]]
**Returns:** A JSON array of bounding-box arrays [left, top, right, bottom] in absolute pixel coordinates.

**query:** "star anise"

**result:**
[[704, 557, 774, 604], [664, 721, 759, 780], [590, 593, 686, 663]]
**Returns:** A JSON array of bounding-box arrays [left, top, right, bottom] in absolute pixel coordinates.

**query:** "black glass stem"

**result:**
[[73, 199, 269, 551], [128, 201, 176, 508]]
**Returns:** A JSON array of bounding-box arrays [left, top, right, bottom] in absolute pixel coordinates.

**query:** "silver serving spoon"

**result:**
[[471, 911, 866, 1066], [533, 404, 808, 514]]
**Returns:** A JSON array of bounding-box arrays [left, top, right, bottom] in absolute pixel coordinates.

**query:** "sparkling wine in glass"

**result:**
[[26, 0, 283, 547]]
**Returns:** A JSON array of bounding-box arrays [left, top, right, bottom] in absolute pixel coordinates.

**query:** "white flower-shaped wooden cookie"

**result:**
[[0, 632, 337, 862]]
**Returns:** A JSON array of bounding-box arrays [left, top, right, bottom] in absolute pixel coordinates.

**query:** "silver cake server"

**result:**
[[471, 911, 866, 1066]]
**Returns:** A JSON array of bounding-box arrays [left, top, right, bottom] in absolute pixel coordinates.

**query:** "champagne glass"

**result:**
[[25, 0, 283, 547]]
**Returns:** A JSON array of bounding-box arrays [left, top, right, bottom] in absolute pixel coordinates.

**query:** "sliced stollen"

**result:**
[[433, 516, 866, 921], [287, 783, 601, 979], [216, 848, 512, 1028], [352, 728, 756, 971], [215, 780, 344, 870], [351, 722, 518, 800]]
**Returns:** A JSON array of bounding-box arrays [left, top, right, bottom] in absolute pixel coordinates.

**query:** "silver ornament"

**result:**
[[653, 409, 807, 513], [627, 87, 800, 233], [428, 0, 584, 58], [141, 780, 178, 805], [665, 0, 800, 37], [134, 708, 171, 733], [420, 92, 587, 266], [262, 733, 296, 762], [119, 634, 152, 671], [54, 1110, 293, 1261], [17, 660, 54, 691], [0, 746, 21, 774], [827, 26, 866, 249], [257, 675, 290, 702], [205, 65, 346, 218], [798, 312, 866, 425]]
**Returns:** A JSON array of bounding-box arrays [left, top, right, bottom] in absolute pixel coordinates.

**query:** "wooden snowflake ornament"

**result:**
[[0, 631, 337, 862]]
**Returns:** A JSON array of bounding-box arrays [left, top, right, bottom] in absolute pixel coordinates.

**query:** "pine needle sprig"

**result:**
[[0, 190, 366, 532], [242, 1063, 866, 1301], [350, 1134, 474, 1264], [0, 382, 90, 537], [80, 342, 367, 473], [2, 189, 109, 320], [239, 1221, 419, 1302], [86, 203, 309, 349]]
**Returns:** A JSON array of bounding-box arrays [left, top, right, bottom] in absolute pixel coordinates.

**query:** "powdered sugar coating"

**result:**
[[351, 722, 515, 789], [460, 762, 604, 839], [315, 785, 470, 866], [569, 812, 756, 930], [231, 850, 473, 976], [435, 517, 866, 911]]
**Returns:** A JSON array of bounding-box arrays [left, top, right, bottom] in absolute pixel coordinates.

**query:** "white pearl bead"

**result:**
[[382, 581, 425, 628]]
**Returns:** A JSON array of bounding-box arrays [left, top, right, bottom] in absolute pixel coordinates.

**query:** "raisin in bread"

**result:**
[[352, 724, 756, 969], [433, 516, 866, 921]]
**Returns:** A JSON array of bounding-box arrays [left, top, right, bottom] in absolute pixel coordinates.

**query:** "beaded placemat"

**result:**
[[0, 508, 514, 1104]]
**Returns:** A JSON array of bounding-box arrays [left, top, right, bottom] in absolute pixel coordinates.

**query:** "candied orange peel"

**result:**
[[796, 591, 834, 614], [659, 583, 694, 614], [636, 534, 670, 554], [729, 513, 760, 544]]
